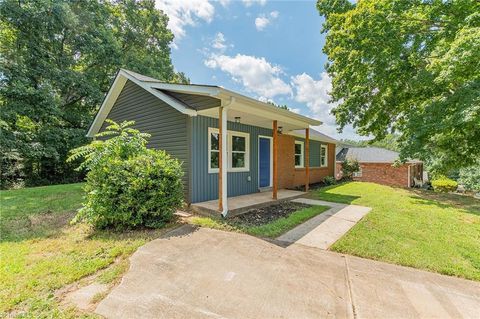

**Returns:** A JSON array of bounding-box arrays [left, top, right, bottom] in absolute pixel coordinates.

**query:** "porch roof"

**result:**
[[87, 69, 322, 137]]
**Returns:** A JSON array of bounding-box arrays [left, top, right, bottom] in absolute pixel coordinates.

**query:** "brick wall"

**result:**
[[336, 161, 409, 187], [277, 134, 335, 188]]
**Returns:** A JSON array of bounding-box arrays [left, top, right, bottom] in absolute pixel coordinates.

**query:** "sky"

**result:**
[[155, 0, 359, 140]]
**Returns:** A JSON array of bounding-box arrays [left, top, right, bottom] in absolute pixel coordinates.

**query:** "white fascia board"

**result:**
[[86, 72, 127, 137], [149, 82, 221, 97], [231, 102, 311, 129], [146, 87, 197, 116], [287, 131, 339, 144], [86, 70, 196, 137], [217, 89, 322, 126]]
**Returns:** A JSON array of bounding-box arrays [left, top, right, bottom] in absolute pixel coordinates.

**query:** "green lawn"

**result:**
[[190, 205, 329, 238], [312, 182, 480, 281], [0, 184, 176, 317], [1, 183, 84, 241]]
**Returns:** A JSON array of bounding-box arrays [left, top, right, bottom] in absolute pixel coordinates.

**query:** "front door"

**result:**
[[259, 137, 271, 188]]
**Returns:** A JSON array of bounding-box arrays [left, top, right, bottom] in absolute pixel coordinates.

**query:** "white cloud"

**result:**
[[255, 11, 279, 31], [219, 0, 230, 6], [155, 0, 215, 44], [212, 32, 227, 51], [255, 16, 270, 31], [290, 108, 301, 114], [242, 0, 267, 7], [205, 54, 292, 99], [291, 72, 358, 139]]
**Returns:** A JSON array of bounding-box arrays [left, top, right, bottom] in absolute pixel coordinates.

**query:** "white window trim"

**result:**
[[208, 127, 250, 173], [320, 144, 328, 168], [295, 141, 304, 168]]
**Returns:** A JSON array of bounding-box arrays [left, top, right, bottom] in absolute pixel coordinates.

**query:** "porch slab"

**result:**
[[190, 189, 306, 217]]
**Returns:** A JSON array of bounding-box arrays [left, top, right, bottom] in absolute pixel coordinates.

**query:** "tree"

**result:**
[[317, 0, 480, 173], [341, 134, 399, 152], [458, 162, 480, 192], [267, 101, 290, 110], [0, 0, 187, 188]]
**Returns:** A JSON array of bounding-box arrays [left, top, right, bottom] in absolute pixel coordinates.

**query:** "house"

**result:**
[[335, 147, 423, 187], [87, 69, 338, 216]]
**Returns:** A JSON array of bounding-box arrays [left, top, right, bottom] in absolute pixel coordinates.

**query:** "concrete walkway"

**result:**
[[277, 198, 371, 249], [96, 226, 480, 319]]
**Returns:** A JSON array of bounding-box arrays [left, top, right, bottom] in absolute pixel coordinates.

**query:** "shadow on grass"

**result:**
[[408, 189, 480, 217], [0, 210, 183, 244], [309, 183, 361, 204], [0, 211, 77, 243]]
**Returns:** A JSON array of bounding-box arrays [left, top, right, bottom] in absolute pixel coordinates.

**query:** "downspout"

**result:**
[[221, 97, 235, 218]]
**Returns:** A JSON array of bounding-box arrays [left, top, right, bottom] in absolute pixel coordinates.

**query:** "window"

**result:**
[[231, 134, 246, 169], [209, 130, 219, 169], [208, 128, 250, 173], [353, 167, 362, 177], [320, 144, 328, 167], [294, 141, 304, 168]]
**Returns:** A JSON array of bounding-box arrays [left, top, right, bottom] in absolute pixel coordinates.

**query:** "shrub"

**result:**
[[431, 176, 458, 193], [323, 176, 336, 185], [341, 159, 360, 180], [458, 163, 480, 192], [68, 120, 183, 229]]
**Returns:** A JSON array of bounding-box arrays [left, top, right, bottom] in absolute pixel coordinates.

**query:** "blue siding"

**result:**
[[99, 80, 190, 199], [190, 115, 272, 203]]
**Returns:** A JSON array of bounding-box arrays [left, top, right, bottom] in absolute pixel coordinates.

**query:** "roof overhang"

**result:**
[[87, 69, 322, 137], [288, 130, 339, 144], [150, 82, 321, 130], [86, 70, 197, 137]]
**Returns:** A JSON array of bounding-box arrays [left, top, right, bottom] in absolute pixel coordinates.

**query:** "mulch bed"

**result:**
[[228, 201, 311, 227]]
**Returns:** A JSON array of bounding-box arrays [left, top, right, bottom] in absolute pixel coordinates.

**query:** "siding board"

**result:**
[[190, 115, 272, 203], [99, 80, 190, 199]]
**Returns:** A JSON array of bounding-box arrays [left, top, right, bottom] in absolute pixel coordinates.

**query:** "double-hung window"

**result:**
[[294, 141, 304, 168], [320, 144, 328, 167], [208, 128, 250, 173]]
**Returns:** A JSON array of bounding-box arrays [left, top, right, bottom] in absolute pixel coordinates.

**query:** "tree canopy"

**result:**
[[341, 134, 400, 152], [0, 0, 187, 188], [317, 0, 480, 173]]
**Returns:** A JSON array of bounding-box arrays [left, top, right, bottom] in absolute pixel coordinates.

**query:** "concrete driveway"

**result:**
[[96, 225, 480, 319]]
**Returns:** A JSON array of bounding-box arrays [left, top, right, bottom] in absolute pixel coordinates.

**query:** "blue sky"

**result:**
[[156, 0, 358, 139]]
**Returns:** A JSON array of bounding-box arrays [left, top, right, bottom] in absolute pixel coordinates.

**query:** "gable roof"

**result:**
[[87, 69, 321, 137], [336, 147, 421, 163]]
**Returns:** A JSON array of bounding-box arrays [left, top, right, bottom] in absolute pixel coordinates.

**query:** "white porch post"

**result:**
[[221, 106, 228, 217]]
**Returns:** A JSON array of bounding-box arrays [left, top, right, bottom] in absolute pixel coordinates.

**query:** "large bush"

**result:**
[[341, 159, 360, 180], [68, 120, 183, 229], [431, 176, 458, 193]]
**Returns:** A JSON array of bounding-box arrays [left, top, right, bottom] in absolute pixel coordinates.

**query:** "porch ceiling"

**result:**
[[198, 103, 311, 132]]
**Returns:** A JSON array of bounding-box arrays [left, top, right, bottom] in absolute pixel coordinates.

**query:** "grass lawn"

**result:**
[[0, 183, 177, 318], [312, 182, 480, 281], [190, 205, 329, 238]]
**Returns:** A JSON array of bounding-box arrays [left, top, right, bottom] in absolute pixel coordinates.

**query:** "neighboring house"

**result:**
[[335, 147, 423, 187], [87, 69, 338, 215]]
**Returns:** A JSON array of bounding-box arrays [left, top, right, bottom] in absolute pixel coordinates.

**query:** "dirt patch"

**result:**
[[229, 202, 310, 227]]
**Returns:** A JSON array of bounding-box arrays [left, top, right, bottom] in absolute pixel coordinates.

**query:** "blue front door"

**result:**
[[259, 137, 271, 188]]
